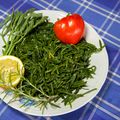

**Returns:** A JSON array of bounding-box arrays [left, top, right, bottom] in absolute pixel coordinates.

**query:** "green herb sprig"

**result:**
[[0, 8, 48, 55]]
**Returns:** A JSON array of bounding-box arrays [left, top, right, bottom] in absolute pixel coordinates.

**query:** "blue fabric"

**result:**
[[0, 0, 120, 120]]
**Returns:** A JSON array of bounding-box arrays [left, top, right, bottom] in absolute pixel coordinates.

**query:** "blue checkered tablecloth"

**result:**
[[0, 0, 120, 120]]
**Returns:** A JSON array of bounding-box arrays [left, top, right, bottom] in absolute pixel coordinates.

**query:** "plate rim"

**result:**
[[0, 10, 109, 116]]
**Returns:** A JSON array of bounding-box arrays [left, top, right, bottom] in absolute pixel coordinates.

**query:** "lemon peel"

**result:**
[[0, 55, 24, 88]]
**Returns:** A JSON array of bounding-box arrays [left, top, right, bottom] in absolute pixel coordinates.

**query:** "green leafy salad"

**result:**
[[0, 9, 104, 110]]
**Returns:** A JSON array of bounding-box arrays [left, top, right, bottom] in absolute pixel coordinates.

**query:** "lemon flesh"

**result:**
[[0, 56, 24, 88]]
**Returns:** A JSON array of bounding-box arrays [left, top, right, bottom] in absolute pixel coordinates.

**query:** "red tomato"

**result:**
[[53, 14, 85, 44]]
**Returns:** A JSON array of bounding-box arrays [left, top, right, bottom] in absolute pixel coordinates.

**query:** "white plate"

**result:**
[[0, 10, 109, 116]]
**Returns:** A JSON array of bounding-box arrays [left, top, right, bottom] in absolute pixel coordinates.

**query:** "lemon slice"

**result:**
[[0, 55, 24, 88]]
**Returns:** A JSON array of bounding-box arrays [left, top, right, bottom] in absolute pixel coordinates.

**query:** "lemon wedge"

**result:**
[[0, 56, 24, 88]]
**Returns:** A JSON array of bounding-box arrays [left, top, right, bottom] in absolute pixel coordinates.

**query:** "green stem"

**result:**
[[1, 34, 7, 45], [24, 79, 50, 98], [12, 88, 47, 102]]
